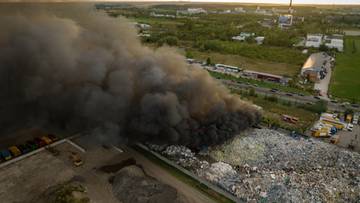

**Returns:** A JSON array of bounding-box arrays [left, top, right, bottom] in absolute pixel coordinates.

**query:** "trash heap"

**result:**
[[146, 128, 360, 202], [161, 145, 199, 169], [198, 162, 242, 195], [208, 129, 360, 202]]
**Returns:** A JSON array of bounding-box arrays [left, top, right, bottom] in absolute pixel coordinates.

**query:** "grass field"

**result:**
[[209, 71, 311, 95], [189, 49, 300, 77], [330, 37, 360, 102]]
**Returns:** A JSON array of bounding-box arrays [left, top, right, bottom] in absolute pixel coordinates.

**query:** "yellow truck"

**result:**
[[346, 114, 353, 123]]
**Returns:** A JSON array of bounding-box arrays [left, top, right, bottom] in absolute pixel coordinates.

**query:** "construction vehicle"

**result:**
[[69, 152, 83, 167], [321, 118, 346, 130], [346, 114, 353, 123], [8, 146, 22, 157], [312, 128, 330, 137]]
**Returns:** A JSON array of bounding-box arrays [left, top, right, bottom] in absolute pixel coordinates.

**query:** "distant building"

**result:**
[[305, 34, 343, 52], [150, 12, 175, 18], [278, 14, 293, 28], [301, 52, 330, 82], [305, 34, 323, 48], [234, 7, 246, 13], [232, 32, 255, 41], [255, 36, 265, 45], [243, 70, 288, 83], [215, 64, 242, 73], [324, 35, 344, 52], [178, 8, 207, 15]]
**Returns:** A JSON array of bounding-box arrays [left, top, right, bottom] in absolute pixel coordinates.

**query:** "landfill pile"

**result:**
[[147, 129, 360, 202], [112, 165, 186, 203], [208, 129, 360, 202]]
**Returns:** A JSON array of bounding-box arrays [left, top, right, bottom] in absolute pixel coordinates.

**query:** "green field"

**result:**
[[189, 49, 300, 77], [330, 37, 360, 102]]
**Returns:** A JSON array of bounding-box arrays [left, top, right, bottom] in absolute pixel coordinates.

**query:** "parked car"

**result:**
[[34, 137, 46, 147], [26, 140, 39, 150], [17, 144, 31, 154], [8, 146, 21, 157], [347, 123, 354, 132], [314, 96, 321, 100], [47, 134, 58, 142], [0, 149, 12, 161], [286, 93, 293, 96], [40, 136, 52, 145]]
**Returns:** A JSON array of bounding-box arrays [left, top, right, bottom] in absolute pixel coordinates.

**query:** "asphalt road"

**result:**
[[220, 79, 359, 112]]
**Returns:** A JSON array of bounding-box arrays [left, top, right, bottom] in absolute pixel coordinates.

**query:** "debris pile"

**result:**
[[198, 162, 242, 194], [147, 128, 360, 202], [208, 129, 360, 202], [112, 165, 186, 203], [162, 145, 199, 169]]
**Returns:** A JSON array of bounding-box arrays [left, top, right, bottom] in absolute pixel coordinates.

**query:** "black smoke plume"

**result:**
[[0, 7, 261, 147]]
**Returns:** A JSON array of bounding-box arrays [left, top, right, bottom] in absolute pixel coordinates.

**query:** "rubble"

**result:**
[[208, 129, 360, 202], [147, 128, 360, 202]]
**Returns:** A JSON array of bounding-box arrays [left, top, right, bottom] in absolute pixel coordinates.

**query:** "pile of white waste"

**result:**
[[198, 162, 242, 194], [146, 128, 360, 202], [208, 129, 360, 202], [161, 145, 199, 169]]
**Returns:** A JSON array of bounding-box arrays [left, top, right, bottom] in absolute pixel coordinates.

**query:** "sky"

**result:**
[[110, 0, 360, 5]]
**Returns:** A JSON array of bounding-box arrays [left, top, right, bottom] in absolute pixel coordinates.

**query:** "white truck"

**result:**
[[352, 113, 359, 125]]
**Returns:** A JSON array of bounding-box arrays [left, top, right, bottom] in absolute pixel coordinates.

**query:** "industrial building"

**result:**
[[324, 35, 344, 52], [305, 34, 323, 48], [242, 70, 288, 83], [301, 52, 332, 82], [305, 34, 344, 52], [215, 64, 242, 73]]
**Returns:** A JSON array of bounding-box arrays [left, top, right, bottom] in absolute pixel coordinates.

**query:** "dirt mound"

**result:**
[[31, 181, 89, 203], [112, 165, 187, 203]]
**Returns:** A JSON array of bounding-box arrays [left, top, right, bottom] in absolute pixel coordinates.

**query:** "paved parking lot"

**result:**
[[0, 137, 121, 203], [337, 124, 360, 152]]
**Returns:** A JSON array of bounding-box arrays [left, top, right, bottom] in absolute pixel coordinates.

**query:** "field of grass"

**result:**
[[330, 37, 360, 103], [232, 90, 319, 132], [209, 71, 311, 95], [189, 49, 300, 77]]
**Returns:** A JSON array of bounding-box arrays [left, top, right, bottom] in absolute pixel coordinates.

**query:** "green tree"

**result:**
[[206, 57, 212, 65]]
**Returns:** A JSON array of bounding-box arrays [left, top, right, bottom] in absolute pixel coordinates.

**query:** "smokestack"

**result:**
[[0, 7, 261, 147]]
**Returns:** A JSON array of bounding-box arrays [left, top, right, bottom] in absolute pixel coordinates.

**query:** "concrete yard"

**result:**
[[0, 134, 214, 203]]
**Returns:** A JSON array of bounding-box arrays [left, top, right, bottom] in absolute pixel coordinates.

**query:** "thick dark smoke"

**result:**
[[0, 7, 261, 147]]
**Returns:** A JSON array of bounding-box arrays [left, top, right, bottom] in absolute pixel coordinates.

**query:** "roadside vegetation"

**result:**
[[232, 88, 322, 133], [209, 71, 312, 95]]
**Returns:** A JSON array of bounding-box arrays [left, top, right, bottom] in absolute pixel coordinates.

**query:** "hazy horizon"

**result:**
[[1, 0, 360, 5]]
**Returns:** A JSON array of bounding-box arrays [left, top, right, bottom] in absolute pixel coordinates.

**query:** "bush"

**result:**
[[158, 36, 179, 46], [300, 100, 327, 114]]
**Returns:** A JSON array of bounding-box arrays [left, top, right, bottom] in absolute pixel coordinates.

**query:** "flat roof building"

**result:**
[[301, 52, 329, 82], [305, 34, 323, 48]]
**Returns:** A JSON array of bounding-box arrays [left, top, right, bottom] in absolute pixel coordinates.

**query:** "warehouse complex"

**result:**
[[301, 52, 333, 82]]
